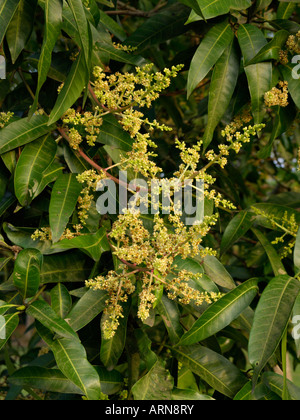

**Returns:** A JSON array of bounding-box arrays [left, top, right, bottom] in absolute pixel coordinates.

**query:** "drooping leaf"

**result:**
[[172, 344, 247, 398], [203, 38, 240, 150], [0, 0, 20, 45], [14, 134, 57, 206], [67, 288, 107, 332], [9, 367, 83, 395], [50, 283, 72, 319], [49, 173, 83, 243], [13, 248, 43, 299], [237, 24, 272, 123], [29, 0, 63, 117], [220, 210, 254, 255], [249, 275, 300, 387], [131, 359, 174, 400], [0, 115, 55, 155], [178, 279, 259, 346], [0, 313, 19, 350], [187, 19, 234, 98], [6, 0, 38, 63], [27, 299, 78, 340]]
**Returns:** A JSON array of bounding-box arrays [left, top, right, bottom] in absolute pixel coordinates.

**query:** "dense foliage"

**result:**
[[0, 0, 300, 401]]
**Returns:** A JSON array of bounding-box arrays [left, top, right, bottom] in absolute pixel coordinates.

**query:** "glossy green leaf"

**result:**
[[0, 115, 55, 155], [202, 254, 236, 289], [178, 279, 259, 346], [95, 366, 123, 395], [29, 0, 63, 117], [249, 275, 300, 387], [49, 173, 83, 243], [97, 114, 135, 152], [67, 288, 107, 332], [220, 210, 254, 255], [246, 30, 289, 65], [13, 248, 43, 299], [197, 0, 251, 19], [50, 337, 101, 400], [51, 228, 110, 261], [14, 134, 57, 206], [27, 299, 78, 340], [67, 0, 91, 71], [172, 345, 247, 398], [6, 0, 37, 63], [263, 372, 300, 401], [40, 252, 92, 284], [187, 19, 234, 98], [172, 388, 214, 400], [280, 62, 300, 109], [203, 39, 240, 150], [237, 24, 272, 123], [131, 359, 174, 400], [9, 367, 83, 395], [50, 283, 72, 319], [0, 0, 20, 45], [156, 294, 184, 345]]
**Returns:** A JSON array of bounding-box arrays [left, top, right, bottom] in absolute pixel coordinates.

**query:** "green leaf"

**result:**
[[67, 0, 91, 72], [48, 51, 87, 125], [203, 39, 240, 150], [50, 283, 72, 319], [220, 210, 254, 255], [131, 359, 174, 400], [237, 24, 272, 123], [50, 337, 101, 400], [0, 115, 55, 155], [0, 0, 20, 45], [29, 0, 63, 117], [49, 173, 83, 243], [6, 0, 37, 64], [246, 30, 290, 65], [40, 252, 92, 284], [0, 313, 19, 350], [197, 0, 251, 19], [252, 228, 287, 277], [178, 279, 259, 346], [172, 345, 247, 398], [172, 388, 214, 400], [263, 372, 300, 401], [124, 3, 191, 53], [33, 159, 63, 199], [249, 275, 300, 387], [277, 2, 296, 20], [95, 367, 123, 395], [156, 294, 184, 345], [51, 228, 110, 261], [27, 299, 78, 339], [201, 254, 236, 289], [9, 367, 83, 395], [280, 62, 300, 109], [13, 248, 43, 299], [14, 134, 57, 206], [96, 114, 134, 152], [187, 19, 234, 98], [94, 42, 143, 66], [67, 288, 107, 332], [135, 328, 158, 371]]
